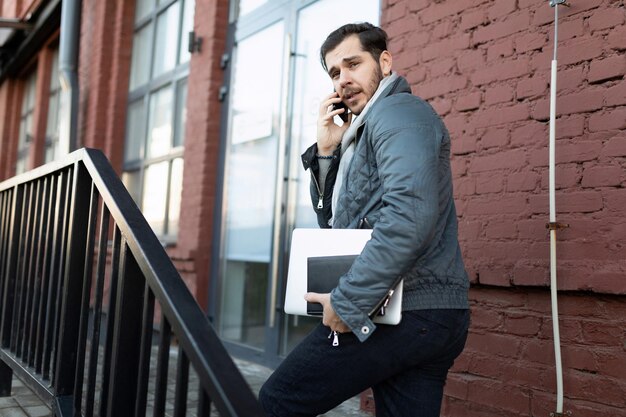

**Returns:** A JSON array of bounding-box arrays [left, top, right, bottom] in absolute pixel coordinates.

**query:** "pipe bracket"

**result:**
[[550, 0, 570, 7], [550, 412, 572, 417], [546, 222, 570, 231]]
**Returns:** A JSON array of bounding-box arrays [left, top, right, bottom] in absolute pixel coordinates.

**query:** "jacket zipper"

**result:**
[[328, 330, 339, 346], [368, 278, 401, 318], [310, 171, 324, 209]]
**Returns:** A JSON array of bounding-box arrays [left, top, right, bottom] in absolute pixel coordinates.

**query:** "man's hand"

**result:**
[[316, 92, 352, 156], [304, 292, 350, 333]]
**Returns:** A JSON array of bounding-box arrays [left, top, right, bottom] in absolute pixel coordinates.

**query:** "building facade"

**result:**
[[0, 0, 624, 415]]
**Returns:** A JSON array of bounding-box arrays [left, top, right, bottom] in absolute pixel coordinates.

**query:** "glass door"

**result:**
[[216, 0, 379, 363]]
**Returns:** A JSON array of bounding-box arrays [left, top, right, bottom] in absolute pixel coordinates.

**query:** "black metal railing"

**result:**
[[0, 148, 264, 416]]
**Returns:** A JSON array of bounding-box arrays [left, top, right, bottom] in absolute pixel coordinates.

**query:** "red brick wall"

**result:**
[[382, 0, 626, 415], [170, 0, 229, 307]]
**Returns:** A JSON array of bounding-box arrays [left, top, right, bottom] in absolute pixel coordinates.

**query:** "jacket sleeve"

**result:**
[[301, 143, 341, 228], [330, 97, 443, 341]]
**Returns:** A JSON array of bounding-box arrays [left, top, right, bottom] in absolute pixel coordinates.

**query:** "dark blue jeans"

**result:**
[[259, 309, 470, 417]]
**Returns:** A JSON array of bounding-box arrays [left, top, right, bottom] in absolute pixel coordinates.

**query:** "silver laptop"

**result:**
[[284, 228, 402, 325]]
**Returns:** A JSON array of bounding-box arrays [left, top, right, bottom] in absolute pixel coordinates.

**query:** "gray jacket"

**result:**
[[301, 76, 469, 342]]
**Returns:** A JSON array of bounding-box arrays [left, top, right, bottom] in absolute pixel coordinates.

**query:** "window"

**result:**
[[123, 0, 194, 241], [45, 49, 62, 163], [17, 71, 37, 174]]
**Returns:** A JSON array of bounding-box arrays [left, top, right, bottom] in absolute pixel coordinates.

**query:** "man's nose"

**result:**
[[339, 70, 351, 88]]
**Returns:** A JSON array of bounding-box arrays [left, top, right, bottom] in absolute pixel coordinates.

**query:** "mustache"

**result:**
[[342, 88, 361, 98]]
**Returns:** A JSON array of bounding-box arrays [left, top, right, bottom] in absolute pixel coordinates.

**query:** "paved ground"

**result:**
[[0, 356, 370, 417]]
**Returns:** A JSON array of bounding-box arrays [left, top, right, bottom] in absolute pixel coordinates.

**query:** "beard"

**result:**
[[346, 64, 385, 116]]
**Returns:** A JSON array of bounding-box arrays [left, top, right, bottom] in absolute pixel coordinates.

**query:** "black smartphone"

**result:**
[[333, 100, 349, 122], [332, 91, 349, 122]]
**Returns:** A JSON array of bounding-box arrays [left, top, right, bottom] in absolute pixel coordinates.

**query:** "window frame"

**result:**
[[123, 0, 194, 244]]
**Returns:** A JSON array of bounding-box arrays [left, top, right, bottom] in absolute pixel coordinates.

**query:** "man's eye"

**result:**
[[350, 62, 359, 69]]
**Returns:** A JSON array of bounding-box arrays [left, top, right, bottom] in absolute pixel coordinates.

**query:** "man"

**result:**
[[259, 23, 470, 417]]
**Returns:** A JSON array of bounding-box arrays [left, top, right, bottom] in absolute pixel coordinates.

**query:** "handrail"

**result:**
[[0, 148, 264, 416]]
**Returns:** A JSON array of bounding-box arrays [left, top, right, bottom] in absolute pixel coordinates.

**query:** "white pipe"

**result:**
[[549, 3, 564, 414]]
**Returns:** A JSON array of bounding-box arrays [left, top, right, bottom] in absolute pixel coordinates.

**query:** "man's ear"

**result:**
[[379, 50, 392, 76]]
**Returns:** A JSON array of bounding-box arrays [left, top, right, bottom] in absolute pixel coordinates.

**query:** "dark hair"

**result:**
[[320, 22, 388, 72]]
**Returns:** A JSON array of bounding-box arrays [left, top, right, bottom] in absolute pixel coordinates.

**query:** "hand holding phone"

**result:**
[[317, 91, 351, 155], [332, 100, 349, 123]]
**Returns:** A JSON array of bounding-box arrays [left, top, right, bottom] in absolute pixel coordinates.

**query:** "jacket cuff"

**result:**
[[330, 288, 377, 342]]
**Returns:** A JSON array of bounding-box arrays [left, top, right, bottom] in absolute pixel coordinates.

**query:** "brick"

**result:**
[[429, 57, 456, 77], [516, 75, 547, 99], [514, 32, 547, 54], [488, 0, 517, 20], [558, 191, 604, 213], [420, 1, 470, 25], [557, 89, 605, 115], [528, 194, 547, 214], [555, 140, 602, 164], [422, 34, 471, 61], [512, 264, 549, 286], [485, 219, 516, 239], [503, 313, 541, 336], [468, 148, 526, 172], [466, 194, 528, 215], [588, 8, 626, 32], [444, 114, 468, 137], [516, 218, 548, 239], [597, 351, 626, 379], [431, 97, 452, 116], [567, 371, 626, 408], [455, 92, 482, 112], [457, 219, 482, 240], [589, 107, 626, 132], [451, 134, 477, 155], [547, 17, 583, 42], [484, 84, 514, 105], [556, 114, 584, 139], [466, 332, 521, 358], [407, 30, 431, 48], [605, 80, 626, 107], [603, 188, 626, 213], [520, 338, 555, 365], [480, 126, 509, 149], [476, 173, 504, 194], [487, 39, 514, 62], [533, 0, 603, 26], [607, 24, 626, 50], [540, 164, 582, 189], [393, 47, 420, 71], [407, 0, 429, 13], [417, 75, 468, 99], [601, 131, 626, 157], [432, 20, 455, 40], [589, 54, 626, 84], [471, 308, 503, 330], [460, 9, 487, 31], [473, 11, 531, 45], [470, 103, 530, 128], [457, 48, 486, 71], [407, 66, 427, 85], [511, 121, 547, 148], [467, 380, 532, 415], [531, 38, 604, 70], [581, 165, 623, 187], [470, 57, 530, 86], [454, 176, 476, 197], [507, 171, 540, 192], [385, 1, 407, 23], [558, 66, 585, 92]]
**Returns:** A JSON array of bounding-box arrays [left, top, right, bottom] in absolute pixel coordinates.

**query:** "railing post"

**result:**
[[0, 359, 12, 396], [53, 161, 92, 403], [105, 240, 145, 417], [1, 185, 23, 349]]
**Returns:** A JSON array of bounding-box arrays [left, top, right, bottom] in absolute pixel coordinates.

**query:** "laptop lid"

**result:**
[[284, 228, 402, 325]]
